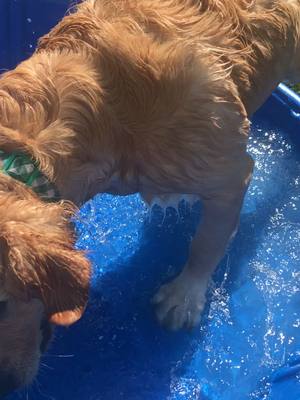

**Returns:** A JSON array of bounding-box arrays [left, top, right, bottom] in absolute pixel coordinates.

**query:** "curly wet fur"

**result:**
[[0, 0, 299, 394], [0, 175, 90, 322]]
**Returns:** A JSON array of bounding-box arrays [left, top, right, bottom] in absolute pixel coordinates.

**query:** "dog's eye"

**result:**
[[0, 301, 7, 318]]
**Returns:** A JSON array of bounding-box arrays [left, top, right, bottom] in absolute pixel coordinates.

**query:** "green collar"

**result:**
[[0, 150, 60, 202]]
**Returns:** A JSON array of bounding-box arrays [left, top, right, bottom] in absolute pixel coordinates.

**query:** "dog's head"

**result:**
[[0, 177, 91, 396]]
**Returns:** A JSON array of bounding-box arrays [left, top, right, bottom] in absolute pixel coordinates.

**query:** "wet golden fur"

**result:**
[[0, 176, 90, 321], [0, 0, 299, 394]]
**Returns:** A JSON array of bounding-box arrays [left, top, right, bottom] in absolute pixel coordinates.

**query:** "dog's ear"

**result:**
[[0, 199, 91, 326]]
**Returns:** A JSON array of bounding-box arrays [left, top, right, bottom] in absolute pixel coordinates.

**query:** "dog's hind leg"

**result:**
[[152, 157, 254, 331]]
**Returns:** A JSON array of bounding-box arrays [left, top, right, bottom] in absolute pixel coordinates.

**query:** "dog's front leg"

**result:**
[[153, 191, 246, 331]]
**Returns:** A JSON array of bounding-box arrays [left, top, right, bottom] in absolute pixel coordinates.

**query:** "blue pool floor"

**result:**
[[9, 113, 300, 400]]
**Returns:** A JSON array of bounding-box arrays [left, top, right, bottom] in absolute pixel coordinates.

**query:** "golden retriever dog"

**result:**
[[0, 0, 299, 395]]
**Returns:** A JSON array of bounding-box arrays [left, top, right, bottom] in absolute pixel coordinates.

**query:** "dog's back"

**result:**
[[38, 0, 300, 113], [31, 0, 300, 197]]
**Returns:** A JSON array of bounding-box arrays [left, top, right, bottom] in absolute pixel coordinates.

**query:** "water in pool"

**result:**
[[9, 116, 300, 400]]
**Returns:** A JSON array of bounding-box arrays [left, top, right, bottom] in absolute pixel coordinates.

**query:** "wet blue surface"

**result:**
[[0, 0, 70, 71], [1, 1, 300, 399], [7, 111, 300, 400]]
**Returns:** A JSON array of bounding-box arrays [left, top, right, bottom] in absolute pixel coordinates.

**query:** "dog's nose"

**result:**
[[0, 371, 19, 397]]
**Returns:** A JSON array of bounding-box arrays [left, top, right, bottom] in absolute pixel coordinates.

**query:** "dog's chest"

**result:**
[[105, 171, 139, 195], [88, 168, 200, 210], [85, 167, 140, 198]]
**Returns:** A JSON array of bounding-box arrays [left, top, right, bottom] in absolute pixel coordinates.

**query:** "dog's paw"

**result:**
[[152, 269, 208, 331]]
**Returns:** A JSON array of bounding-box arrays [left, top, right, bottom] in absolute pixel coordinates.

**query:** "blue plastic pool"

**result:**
[[2, 1, 300, 399]]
